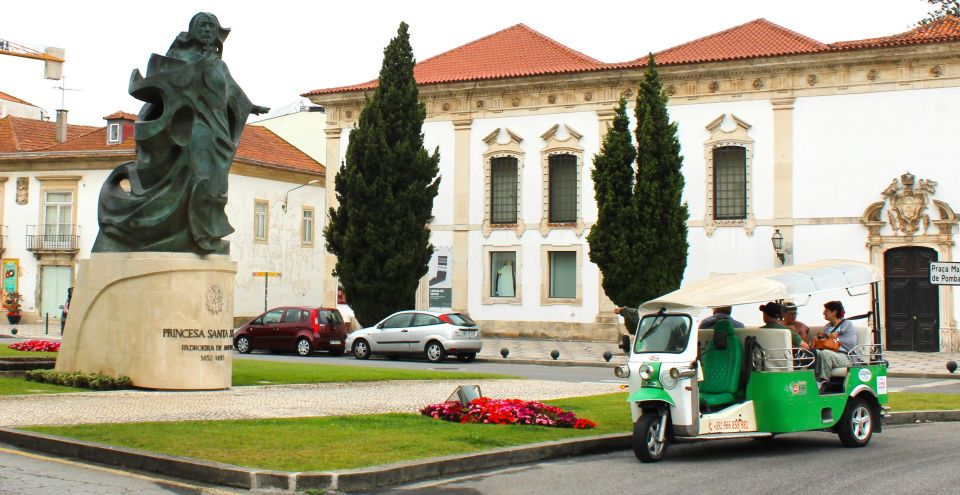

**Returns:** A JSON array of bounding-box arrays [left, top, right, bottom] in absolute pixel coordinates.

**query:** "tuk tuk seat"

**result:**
[[698, 327, 794, 371], [699, 320, 743, 409], [827, 326, 873, 378]]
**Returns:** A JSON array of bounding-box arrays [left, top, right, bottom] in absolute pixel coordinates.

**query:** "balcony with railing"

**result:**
[[26, 224, 80, 253]]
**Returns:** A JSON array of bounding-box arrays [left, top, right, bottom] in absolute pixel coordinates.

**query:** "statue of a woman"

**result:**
[[93, 12, 268, 255]]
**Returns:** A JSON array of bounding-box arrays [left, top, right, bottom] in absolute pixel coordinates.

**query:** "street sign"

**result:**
[[252, 272, 282, 277], [253, 272, 282, 311], [930, 262, 960, 285]]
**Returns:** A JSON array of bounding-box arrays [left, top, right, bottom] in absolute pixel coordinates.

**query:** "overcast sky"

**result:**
[[1, 0, 934, 127]]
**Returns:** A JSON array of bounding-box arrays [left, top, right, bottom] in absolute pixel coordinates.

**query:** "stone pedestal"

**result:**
[[55, 252, 237, 390]]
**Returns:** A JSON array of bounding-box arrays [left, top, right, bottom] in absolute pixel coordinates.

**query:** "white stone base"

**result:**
[[55, 252, 237, 390]]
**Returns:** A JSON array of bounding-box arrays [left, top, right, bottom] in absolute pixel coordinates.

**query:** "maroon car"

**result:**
[[233, 306, 347, 357]]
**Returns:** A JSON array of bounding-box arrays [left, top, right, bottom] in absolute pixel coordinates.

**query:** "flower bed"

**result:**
[[421, 397, 597, 429], [7, 340, 60, 353]]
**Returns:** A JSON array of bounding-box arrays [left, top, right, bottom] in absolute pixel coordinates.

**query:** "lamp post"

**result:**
[[282, 179, 320, 213], [771, 228, 785, 264]]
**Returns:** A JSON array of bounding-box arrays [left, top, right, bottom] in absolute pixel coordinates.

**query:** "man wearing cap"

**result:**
[[783, 302, 812, 346]]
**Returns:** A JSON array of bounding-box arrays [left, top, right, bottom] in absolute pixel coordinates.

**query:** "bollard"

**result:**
[[45, 313, 49, 335], [603, 351, 613, 362], [500, 348, 509, 358], [550, 350, 560, 360]]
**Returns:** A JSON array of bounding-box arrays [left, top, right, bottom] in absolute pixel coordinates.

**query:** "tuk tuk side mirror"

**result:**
[[620, 334, 631, 354]]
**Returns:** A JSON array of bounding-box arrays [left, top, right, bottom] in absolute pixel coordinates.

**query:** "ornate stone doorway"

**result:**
[[884, 247, 939, 351], [862, 172, 959, 352]]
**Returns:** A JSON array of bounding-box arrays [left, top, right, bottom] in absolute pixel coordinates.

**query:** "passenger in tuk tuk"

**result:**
[[759, 302, 808, 350], [698, 306, 744, 329], [783, 302, 813, 345], [814, 301, 856, 385]]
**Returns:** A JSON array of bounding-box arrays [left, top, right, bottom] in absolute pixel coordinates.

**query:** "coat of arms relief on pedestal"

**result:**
[[880, 172, 936, 235]]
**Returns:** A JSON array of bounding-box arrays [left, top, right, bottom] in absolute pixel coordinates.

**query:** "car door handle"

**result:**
[[401, 329, 409, 333]]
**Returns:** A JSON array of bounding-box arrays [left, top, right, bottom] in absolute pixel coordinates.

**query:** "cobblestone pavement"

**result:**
[[0, 379, 622, 428], [4, 323, 959, 377]]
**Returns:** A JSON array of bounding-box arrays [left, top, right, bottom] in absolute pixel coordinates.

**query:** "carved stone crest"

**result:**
[[881, 172, 936, 235], [206, 285, 225, 315], [16, 177, 28, 205]]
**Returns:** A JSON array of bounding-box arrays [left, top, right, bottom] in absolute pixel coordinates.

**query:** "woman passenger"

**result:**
[[814, 301, 856, 388]]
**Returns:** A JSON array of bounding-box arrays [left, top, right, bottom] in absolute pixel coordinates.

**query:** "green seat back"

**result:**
[[700, 320, 743, 408]]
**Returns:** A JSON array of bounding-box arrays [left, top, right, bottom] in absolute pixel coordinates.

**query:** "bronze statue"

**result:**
[[93, 12, 268, 255]]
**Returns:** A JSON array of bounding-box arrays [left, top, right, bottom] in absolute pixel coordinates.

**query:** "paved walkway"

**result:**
[[4, 323, 959, 377], [0, 379, 621, 427]]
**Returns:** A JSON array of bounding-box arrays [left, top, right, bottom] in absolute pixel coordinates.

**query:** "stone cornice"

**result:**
[[309, 41, 960, 126]]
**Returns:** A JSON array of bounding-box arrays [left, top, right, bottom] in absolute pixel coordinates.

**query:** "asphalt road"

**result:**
[[236, 352, 960, 393], [375, 422, 960, 495]]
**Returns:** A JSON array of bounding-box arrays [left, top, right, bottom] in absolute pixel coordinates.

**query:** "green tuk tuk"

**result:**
[[614, 260, 889, 462]]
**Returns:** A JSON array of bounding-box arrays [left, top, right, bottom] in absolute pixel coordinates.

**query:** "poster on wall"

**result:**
[[2, 259, 19, 310], [427, 246, 452, 309]]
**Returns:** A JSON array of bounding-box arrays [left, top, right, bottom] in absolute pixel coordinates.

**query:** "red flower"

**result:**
[[7, 340, 60, 353], [421, 397, 595, 429]]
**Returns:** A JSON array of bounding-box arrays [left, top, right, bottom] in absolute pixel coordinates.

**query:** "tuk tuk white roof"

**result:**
[[639, 260, 882, 314]]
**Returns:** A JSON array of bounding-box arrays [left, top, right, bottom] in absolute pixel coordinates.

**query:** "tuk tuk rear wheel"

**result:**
[[838, 396, 874, 448], [633, 412, 668, 462]]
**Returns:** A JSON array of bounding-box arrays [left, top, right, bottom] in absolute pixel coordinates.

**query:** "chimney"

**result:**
[[56, 109, 68, 143]]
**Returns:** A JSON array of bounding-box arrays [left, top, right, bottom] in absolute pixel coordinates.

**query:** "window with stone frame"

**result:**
[[254, 200, 268, 242], [482, 245, 522, 304], [301, 207, 315, 245], [539, 244, 582, 305], [548, 153, 578, 223], [712, 146, 747, 220], [490, 156, 519, 224]]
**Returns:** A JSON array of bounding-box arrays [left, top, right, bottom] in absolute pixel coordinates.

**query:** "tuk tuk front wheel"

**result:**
[[838, 396, 875, 448], [633, 412, 668, 462]]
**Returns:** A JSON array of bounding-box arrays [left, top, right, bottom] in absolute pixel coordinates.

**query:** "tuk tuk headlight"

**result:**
[[614, 364, 630, 378], [660, 369, 679, 390], [638, 363, 654, 380]]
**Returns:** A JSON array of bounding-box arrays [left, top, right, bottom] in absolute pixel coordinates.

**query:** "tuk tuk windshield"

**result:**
[[634, 314, 692, 354]]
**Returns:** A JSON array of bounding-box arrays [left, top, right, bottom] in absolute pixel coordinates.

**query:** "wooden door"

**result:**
[[884, 247, 940, 352]]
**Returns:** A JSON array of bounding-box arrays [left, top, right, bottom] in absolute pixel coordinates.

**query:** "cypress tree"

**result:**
[[587, 98, 642, 307], [324, 22, 440, 327], [633, 54, 689, 303]]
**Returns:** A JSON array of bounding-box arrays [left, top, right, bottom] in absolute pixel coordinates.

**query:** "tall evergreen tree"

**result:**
[[324, 22, 440, 327], [587, 98, 642, 307], [633, 54, 689, 303]]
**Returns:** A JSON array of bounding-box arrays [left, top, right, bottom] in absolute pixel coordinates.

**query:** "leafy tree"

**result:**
[[918, 0, 959, 26], [632, 54, 689, 304], [325, 22, 440, 327], [587, 98, 642, 307]]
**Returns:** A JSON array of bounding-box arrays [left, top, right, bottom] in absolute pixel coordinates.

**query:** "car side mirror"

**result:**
[[377, 322, 385, 329], [619, 334, 631, 354]]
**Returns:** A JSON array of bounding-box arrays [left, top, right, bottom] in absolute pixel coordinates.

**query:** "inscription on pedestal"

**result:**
[[162, 327, 233, 362]]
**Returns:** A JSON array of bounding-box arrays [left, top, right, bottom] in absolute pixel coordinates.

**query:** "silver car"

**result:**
[[345, 310, 482, 363]]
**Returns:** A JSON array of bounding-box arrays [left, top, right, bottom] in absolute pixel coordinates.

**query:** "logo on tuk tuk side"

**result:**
[[858, 369, 872, 382], [786, 381, 807, 395]]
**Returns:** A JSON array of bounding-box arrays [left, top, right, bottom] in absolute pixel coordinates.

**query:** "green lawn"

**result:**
[[28, 393, 631, 472], [888, 392, 960, 411], [0, 358, 515, 395], [0, 376, 84, 395], [231, 358, 514, 386], [0, 344, 58, 358]]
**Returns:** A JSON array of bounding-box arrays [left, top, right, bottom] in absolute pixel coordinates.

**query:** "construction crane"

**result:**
[[0, 37, 64, 80]]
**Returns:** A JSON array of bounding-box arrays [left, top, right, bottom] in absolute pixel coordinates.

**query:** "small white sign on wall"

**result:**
[[930, 262, 960, 286]]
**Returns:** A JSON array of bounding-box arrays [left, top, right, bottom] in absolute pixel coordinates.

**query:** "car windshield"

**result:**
[[633, 314, 692, 354], [444, 313, 477, 326]]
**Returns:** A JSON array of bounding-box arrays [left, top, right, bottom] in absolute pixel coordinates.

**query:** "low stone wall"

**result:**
[[477, 320, 623, 342]]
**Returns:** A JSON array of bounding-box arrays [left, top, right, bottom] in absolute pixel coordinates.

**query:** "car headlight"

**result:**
[[638, 363, 654, 380], [614, 364, 630, 378]]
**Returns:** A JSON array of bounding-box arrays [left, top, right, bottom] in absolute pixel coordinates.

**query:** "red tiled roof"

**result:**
[[0, 115, 324, 175], [0, 91, 36, 106], [613, 18, 826, 68], [303, 23, 605, 95], [102, 111, 138, 121], [0, 115, 99, 153], [830, 15, 960, 50], [305, 17, 960, 96]]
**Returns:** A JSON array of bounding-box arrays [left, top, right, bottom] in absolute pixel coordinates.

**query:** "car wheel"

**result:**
[[838, 396, 874, 447], [456, 353, 476, 363], [352, 339, 371, 360], [425, 341, 447, 363], [235, 336, 251, 354], [633, 412, 668, 462], [296, 337, 312, 357]]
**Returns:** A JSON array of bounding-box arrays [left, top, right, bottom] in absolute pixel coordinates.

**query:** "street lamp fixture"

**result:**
[[282, 179, 320, 212], [771, 228, 785, 264]]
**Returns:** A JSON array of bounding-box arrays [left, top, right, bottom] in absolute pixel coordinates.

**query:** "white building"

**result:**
[[0, 91, 46, 121], [0, 108, 326, 326], [306, 17, 960, 352]]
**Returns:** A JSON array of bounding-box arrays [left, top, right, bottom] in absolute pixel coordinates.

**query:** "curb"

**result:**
[[0, 427, 629, 492], [885, 409, 960, 425]]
